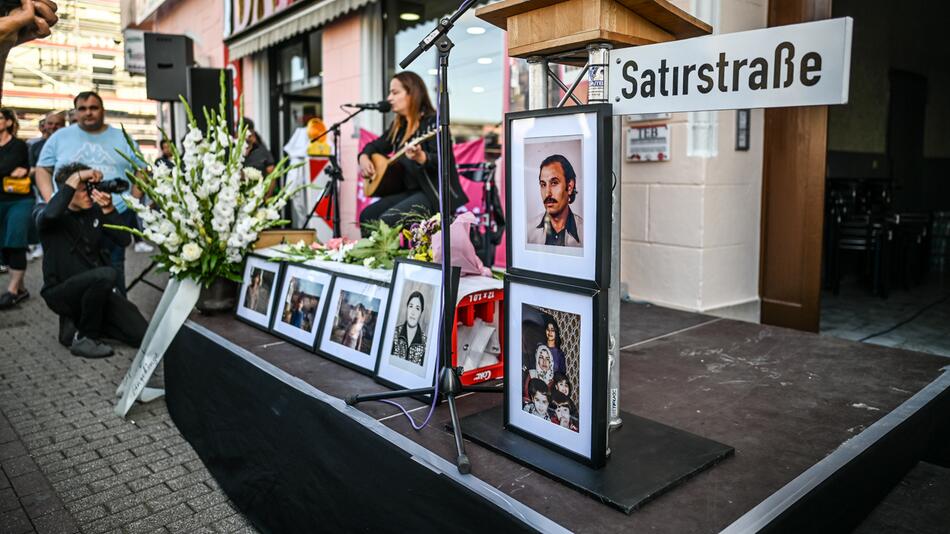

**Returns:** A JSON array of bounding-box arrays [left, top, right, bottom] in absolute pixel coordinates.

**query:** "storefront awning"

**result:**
[[227, 0, 376, 60]]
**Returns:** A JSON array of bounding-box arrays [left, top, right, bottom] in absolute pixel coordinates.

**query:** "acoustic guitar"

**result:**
[[363, 127, 439, 198]]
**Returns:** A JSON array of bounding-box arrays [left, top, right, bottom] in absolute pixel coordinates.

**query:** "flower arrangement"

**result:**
[[278, 221, 407, 270], [110, 76, 303, 285], [403, 213, 441, 262]]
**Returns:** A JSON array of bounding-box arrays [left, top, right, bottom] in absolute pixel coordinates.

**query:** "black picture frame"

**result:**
[[267, 262, 335, 351], [235, 253, 284, 333], [503, 273, 609, 469], [505, 103, 613, 290], [373, 257, 461, 397], [314, 272, 391, 376]]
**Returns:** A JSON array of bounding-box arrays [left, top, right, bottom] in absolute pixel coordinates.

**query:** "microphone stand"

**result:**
[[301, 107, 366, 237], [346, 0, 500, 475]]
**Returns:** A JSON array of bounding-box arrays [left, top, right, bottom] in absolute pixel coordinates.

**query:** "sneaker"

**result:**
[[12, 289, 28, 304], [59, 316, 77, 347], [70, 335, 114, 359], [0, 292, 14, 309], [133, 242, 154, 253], [27, 246, 43, 261], [0, 265, 7, 274]]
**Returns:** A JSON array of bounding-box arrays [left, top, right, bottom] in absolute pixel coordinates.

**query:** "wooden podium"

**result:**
[[476, 0, 710, 60]]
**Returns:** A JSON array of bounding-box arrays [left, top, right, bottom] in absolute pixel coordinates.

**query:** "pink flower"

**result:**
[[310, 242, 325, 251], [326, 237, 354, 250]]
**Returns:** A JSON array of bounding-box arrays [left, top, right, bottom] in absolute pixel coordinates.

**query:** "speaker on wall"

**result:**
[[187, 67, 234, 134], [144, 33, 194, 102]]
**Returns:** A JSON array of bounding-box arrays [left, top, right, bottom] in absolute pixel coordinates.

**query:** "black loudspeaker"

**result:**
[[144, 33, 194, 102], [186, 68, 234, 134]]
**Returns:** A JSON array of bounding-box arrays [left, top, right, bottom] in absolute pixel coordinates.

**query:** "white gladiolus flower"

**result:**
[[181, 242, 202, 262], [363, 257, 375, 268], [243, 168, 263, 182], [153, 163, 171, 179]]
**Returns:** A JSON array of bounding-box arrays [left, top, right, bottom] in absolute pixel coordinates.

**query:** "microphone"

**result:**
[[344, 101, 391, 112]]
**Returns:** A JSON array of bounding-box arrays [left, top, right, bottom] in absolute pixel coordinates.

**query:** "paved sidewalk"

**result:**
[[0, 251, 257, 533]]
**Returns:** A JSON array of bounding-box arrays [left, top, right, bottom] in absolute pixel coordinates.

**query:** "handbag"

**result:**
[[2, 176, 31, 195]]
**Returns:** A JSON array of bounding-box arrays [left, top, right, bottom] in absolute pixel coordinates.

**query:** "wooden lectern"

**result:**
[[476, 0, 711, 59]]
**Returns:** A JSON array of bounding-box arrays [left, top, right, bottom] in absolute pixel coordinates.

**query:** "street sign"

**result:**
[[609, 18, 853, 115]]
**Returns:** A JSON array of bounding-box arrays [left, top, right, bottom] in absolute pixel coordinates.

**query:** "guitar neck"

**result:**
[[389, 129, 438, 162]]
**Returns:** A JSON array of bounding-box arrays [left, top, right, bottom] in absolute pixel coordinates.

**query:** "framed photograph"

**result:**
[[270, 263, 334, 349], [506, 104, 612, 288], [236, 254, 282, 330], [504, 274, 608, 468], [375, 258, 460, 393], [316, 274, 390, 374]]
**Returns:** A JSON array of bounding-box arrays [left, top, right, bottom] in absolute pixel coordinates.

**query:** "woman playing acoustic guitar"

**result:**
[[357, 71, 467, 231]]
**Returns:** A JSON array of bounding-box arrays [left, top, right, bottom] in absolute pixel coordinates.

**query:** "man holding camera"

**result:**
[[36, 162, 146, 358], [35, 91, 144, 295]]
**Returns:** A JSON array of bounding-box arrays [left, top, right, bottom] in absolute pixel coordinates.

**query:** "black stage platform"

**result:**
[[163, 301, 950, 533]]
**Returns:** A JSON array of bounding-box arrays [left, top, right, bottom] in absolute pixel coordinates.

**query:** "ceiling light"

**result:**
[[477, 57, 492, 65], [466, 26, 486, 35], [399, 12, 421, 21], [472, 86, 485, 93]]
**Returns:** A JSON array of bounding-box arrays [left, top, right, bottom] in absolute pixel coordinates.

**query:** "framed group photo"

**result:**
[[236, 254, 282, 330], [316, 274, 390, 374], [375, 258, 460, 393], [270, 263, 333, 349], [504, 274, 608, 468], [505, 104, 612, 288]]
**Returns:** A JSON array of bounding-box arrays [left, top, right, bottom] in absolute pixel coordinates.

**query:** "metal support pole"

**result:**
[[527, 56, 549, 110], [587, 43, 623, 434]]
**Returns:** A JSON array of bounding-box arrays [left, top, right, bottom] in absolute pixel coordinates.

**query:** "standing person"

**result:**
[[526, 154, 582, 247], [358, 71, 468, 230], [0, 107, 31, 307], [36, 163, 147, 357], [26, 117, 44, 147], [0, 1, 59, 102], [243, 119, 275, 176], [34, 91, 144, 295], [154, 138, 174, 170], [26, 111, 65, 261]]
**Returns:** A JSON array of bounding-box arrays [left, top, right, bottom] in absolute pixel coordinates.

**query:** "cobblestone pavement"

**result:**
[[0, 250, 258, 533]]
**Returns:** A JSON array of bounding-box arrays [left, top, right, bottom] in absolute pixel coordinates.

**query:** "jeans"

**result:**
[[41, 266, 147, 344]]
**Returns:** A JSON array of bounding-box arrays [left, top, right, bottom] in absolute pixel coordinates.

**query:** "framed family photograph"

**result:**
[[270, 263, 334, 349], [504, 274, 608, 468], [505, 104, 612, 288], [375, 258, 460, 393], [316, 274, 390, 374], [236, 254, 282, 330]]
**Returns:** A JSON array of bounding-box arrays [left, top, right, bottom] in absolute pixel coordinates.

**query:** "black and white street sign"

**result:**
[[609, 18, 853, 115]]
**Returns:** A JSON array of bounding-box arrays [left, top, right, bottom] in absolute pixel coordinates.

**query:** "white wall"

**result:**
[[620, 0, 768, 321]]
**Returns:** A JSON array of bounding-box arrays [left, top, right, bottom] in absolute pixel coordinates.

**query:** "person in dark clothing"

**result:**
[[28, 111, 65, 169], [0, 107, 32, 308], [154, 138, 174, 170], [242, 118, 275, 176], [36, 162, 147, 358], [358, 71, 468, 231]]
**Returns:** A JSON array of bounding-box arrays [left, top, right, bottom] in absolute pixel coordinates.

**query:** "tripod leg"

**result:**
[[445, 393, 471, 474], [345, 387, 435, 406]]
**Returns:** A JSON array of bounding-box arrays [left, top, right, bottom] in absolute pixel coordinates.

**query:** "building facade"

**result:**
[[4, 0, 155, 152]]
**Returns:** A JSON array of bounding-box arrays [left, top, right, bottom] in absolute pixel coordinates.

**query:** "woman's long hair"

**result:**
[[0, 108, 19, 137], [388, 71, 435, 147]]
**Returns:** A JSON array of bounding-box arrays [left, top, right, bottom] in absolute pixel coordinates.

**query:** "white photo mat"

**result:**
[[271, 264, 333, 347], [317, 276, 390, 372], [376, 262, 444, 391], [236, 256, 281, 328], [506, 281, 594, 461], [509, 111, 600, 281]]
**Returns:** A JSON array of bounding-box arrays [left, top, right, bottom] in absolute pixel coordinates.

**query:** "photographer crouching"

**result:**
[[36, 162, 147, 358]]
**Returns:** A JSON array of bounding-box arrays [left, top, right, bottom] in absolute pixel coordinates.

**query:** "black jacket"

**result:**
[[35, 184, 131, 291], [359, 114, 468, 212]]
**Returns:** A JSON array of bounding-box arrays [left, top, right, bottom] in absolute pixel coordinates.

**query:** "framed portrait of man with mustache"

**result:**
[[505, 105, 612, 288]]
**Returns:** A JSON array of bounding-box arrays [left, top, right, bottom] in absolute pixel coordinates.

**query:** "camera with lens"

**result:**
[[85, 180, 129, 195]]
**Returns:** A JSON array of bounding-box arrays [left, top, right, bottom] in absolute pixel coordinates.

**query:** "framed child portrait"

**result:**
[[505, 104, 612, 288], [270, 263, 334, 349], [236, 254, 283, 331], [375, 258, 460, 393], [504, 274, 608, 468], [316, 274, 390, 374]]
